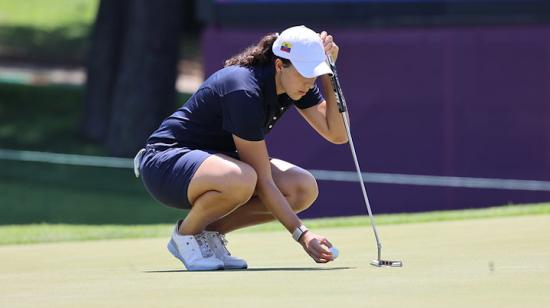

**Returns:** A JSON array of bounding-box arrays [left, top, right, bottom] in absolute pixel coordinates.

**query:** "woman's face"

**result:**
[[275, 59, 316, 100]]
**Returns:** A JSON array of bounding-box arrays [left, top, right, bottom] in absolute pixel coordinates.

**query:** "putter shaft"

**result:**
[[327, 55, 402, 268]]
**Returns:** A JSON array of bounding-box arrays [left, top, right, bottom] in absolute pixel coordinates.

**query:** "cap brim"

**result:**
[[292, 60, 333, 78]]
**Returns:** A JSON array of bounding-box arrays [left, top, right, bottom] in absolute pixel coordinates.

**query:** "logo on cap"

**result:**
[[280, 42, 292, 53]]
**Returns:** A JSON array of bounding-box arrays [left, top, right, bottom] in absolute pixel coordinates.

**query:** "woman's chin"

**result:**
[[290, 93, 305, 100]]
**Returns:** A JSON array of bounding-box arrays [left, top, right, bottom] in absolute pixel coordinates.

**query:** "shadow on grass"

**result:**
[[0, 25, 90, 65], [144, 267, 354, 273]]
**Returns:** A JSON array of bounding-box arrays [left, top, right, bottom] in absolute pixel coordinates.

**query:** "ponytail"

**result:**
[[225, 33, 290, 67]]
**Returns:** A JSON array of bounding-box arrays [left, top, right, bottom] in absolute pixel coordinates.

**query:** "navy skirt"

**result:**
[[139, 144, 238, 209]]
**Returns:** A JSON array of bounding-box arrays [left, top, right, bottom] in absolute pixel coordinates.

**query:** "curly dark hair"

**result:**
[[224, 33, 291, 67]]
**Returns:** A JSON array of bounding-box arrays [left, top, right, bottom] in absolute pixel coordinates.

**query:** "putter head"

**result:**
[[370, 259, 403, 267]]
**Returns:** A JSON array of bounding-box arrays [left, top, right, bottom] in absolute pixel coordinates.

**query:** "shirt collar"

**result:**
[[258, 64, 279, 108]]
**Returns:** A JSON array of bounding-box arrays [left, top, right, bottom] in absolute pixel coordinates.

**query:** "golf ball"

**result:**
[[330, 247, 339, 259]]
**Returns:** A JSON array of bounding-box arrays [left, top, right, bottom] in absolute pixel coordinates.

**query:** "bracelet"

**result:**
[[292, 225, 309, 242]]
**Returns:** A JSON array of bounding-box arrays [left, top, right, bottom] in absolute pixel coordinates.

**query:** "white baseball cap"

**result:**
[[272, 25, 332, 78]]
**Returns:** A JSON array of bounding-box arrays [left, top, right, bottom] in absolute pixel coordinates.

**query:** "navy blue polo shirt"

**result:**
[[147, 64, 324, 153]]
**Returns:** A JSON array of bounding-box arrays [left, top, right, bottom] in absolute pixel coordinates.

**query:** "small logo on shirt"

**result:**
[[280, 42, 292, 53]]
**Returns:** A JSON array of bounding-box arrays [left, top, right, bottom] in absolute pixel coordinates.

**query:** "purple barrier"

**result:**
[[202, 25, 550, 217]]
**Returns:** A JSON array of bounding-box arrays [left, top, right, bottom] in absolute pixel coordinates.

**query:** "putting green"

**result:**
[[1, 215, 549, 307]]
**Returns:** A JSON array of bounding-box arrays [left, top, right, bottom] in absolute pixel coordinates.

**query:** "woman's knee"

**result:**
[[222, 162, 257, 204], [287, 173, 319, 213]]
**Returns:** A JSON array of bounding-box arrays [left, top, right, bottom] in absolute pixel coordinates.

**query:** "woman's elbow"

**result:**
[[328, 134, 348, 144]]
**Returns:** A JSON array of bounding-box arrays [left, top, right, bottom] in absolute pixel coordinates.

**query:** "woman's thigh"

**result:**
[[186, 156, 317, 211], [187, 153, 257, 206]]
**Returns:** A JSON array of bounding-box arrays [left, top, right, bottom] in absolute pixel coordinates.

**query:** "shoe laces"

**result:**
[[218, 233, 231, 255], [209, 232, 231, 256], [194, 233, 215, 258]]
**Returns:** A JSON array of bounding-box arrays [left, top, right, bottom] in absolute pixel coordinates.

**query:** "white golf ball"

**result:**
[[330, 247, 339, 259]]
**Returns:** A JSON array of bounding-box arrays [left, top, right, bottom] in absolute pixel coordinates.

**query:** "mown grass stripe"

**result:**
[[1, 202, 548, 246]]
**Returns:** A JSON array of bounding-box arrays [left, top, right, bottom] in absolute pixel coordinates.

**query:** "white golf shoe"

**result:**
[[203, 231, 248, 269], [167, 221, 224, 271]]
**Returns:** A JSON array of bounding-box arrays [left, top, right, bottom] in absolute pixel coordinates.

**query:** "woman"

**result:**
[[136, 25, 348, 271]]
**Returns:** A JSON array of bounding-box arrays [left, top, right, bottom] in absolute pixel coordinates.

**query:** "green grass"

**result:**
[[0, 224, 172, 246], [0, 0, 98, 28], [1, 203, 548, 246], [0, 83, 191, 154], [0, 0, 98, 64], [0, 160, 185, 226], [0, 0, 198, 65], [1, 216, 549, 307], [0, 83, 192, 228], [300, 202, 550, 228], [3, 216, 549, 307], [0, 83, 104, 154]]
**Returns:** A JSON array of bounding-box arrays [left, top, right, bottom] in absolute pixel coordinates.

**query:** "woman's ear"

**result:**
[[274, 58, 283, 73]]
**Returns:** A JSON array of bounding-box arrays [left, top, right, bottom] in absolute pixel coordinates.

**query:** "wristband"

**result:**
[[292, 225, 309, 242]]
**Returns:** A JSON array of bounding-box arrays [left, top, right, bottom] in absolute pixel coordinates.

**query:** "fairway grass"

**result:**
[[0, 202, 549, 245], [0, 215, 548, 307]]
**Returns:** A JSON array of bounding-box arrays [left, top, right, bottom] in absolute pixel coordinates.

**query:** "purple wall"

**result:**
[[202, 25, 550, 217]]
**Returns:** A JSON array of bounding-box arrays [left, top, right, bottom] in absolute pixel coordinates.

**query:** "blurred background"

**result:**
[[0, 0, 549, 225]]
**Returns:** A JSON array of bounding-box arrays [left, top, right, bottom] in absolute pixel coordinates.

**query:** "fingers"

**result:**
[[320, 237, 332, 247], [308, 250, 331, 263], [300, 231, 336, 263], [319, 31, 333, 50], [319, 31, 339, 62], [307, 238, 333, 263], [325, 43, 336, 54], [307, 251, 330, 263], [323, 35, 334, 51]]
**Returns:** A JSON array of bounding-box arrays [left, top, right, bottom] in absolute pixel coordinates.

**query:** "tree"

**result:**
[[82, 0, 184, 157]]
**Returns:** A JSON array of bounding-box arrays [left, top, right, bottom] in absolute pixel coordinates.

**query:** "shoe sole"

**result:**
[[167, 239, 224, 271], [224, 265, 248, 270], [223, 262, 248, 270]]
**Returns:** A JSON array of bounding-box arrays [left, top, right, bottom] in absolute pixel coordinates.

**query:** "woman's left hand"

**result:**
[[320, 31, 339, 63]]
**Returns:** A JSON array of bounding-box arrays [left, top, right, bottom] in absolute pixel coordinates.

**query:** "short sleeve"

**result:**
[[221, 90, 265, 141], [295, 84, 324, 109]]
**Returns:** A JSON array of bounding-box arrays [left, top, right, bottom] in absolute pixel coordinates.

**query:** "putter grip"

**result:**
[[327, 60, 347, 113], [332, 77, 347, 113]]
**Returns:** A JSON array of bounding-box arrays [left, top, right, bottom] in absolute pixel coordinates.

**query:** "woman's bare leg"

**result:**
[[178, 154, 257, 235], [205, 158, 319, 234]]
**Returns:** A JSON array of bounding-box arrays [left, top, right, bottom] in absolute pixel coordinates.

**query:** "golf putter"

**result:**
[[326, 55, 402, 268]]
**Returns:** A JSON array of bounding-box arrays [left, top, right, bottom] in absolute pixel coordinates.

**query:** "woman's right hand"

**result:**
[[299, 231, 334, 263]]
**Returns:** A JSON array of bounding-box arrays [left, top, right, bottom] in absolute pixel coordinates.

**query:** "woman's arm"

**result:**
[[233, 135, 302, 233], [296, 76, 349, 144], [233, 135, 334, 262], [296, 31, 348, 144]]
